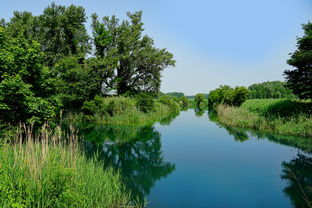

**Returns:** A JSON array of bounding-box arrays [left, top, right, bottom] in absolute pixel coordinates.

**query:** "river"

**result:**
[[77, 109, 312, 208]]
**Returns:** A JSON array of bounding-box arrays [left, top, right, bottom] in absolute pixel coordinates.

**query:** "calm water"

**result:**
[[78, 110, 312, 208]]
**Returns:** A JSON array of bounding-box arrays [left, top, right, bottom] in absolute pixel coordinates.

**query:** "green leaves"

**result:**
[[284, 22, 312, 100], [208, 85, 249, 107], [92, 11, 176, 95]]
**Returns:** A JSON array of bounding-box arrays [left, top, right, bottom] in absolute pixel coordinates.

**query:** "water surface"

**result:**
[[79, 110, 312, 208]]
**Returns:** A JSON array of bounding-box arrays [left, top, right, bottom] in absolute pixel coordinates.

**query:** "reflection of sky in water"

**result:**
[[150, 110, 311, 208], [77, 109, 312, 208]]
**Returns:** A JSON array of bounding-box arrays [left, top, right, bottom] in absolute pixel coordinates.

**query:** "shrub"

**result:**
[[135, 93, 155, 113], [179, 96, 189, 108], [158, 96, 180, 113], [194, 93, 207, 108]]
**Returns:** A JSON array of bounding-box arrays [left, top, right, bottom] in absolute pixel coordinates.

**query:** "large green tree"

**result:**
[[91, 11, 175, 95], [0, 27, 58, 124], [284, 22, 312, 99], [39, 3, 90, 66], [248, 81, 295, 99]]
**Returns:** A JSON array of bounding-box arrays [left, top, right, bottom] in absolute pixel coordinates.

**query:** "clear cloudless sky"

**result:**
[[1, 0, 312, 95]]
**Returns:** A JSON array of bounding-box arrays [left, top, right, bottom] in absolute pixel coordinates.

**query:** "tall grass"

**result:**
[[0, 124, 136, 208], [215, 99, 312, 137]]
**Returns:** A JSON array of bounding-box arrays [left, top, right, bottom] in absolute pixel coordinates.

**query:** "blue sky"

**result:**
[[1, 0, 312, 95]]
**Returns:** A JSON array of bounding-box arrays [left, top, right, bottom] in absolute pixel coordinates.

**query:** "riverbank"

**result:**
[[0, 126, 136, 208], [69, 96, 181, 126], [215, 99, 312, 138]]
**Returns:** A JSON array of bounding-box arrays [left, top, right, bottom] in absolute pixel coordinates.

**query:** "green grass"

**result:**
[[0, 126, 136, 208], [71, 96, 180, 126], [215, 99, 312, 138]]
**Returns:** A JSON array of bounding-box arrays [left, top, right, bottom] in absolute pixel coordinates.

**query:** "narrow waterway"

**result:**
[[79, 109, 312, 208]]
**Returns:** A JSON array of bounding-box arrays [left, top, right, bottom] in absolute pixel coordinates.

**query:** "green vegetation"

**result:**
[[284, 22, 312, 100], [0, 3, 175, 126], [194, 93, 207, 108], [208, 22, 312, 139], [0, 126, 134, 208], [248, 81, 295, 99], [215, 99, 312, 137], [80, 95, 180, 125], [164, 92, 185, 98], [208, 85, 249, 107], [0, 3, 178, 207]]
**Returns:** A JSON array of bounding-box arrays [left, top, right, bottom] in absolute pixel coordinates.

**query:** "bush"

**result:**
[[194, 93, 207, 108], [82, 96, 136, 117], [179, 96, 189, 108], [158, 96, 180, 113], [135, 93, 155, 113]]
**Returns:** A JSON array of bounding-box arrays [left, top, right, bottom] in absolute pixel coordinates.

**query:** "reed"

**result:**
[[0, 124, 137, 208]]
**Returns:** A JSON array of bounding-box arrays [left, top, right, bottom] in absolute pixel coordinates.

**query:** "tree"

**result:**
[[54, 56, 100, 109], [6, 3, 90, 67], [179, 96, 189, 108], [233, 86, 249, 106], [248, 81, 295, 99], [0, 27, 58, 124], [39, 3, 90, 66], [284, 22, 312, 99], [194, 93, 207, 108], [91, 11, 175, 95], [208, 85, 249, 107]]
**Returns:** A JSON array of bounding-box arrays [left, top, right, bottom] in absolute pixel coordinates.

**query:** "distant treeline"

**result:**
[[166, 80, 295, 104]]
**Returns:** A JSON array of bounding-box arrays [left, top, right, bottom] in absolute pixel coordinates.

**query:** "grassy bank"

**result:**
[[215, 99, 312, 137], [70, 96, 181, 126], [0, 126, 135, 208]]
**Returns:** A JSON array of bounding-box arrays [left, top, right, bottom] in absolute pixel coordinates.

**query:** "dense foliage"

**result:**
[[248, 81, 295, 99], [215, 99, 312, 137], [0, 4, 175, 125], [284, 22, 312, 99], [208, 85, 249, 107], [91, 11, 175, 94], [0, 128, 133, 208], [194, 93, 207, 108], [164, 92, 185, 98]]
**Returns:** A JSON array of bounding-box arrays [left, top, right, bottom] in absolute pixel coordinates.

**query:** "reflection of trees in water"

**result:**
[[208, 110, 312, 152], [194, 107, 206, 117], [223, 126, 249, 142], [158, 111, 180, 126], [77, 124, 175, 205], [281, 153, 312, 208]]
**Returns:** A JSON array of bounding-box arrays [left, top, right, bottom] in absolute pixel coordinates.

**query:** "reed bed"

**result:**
[[0, 124, 137, 208]]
